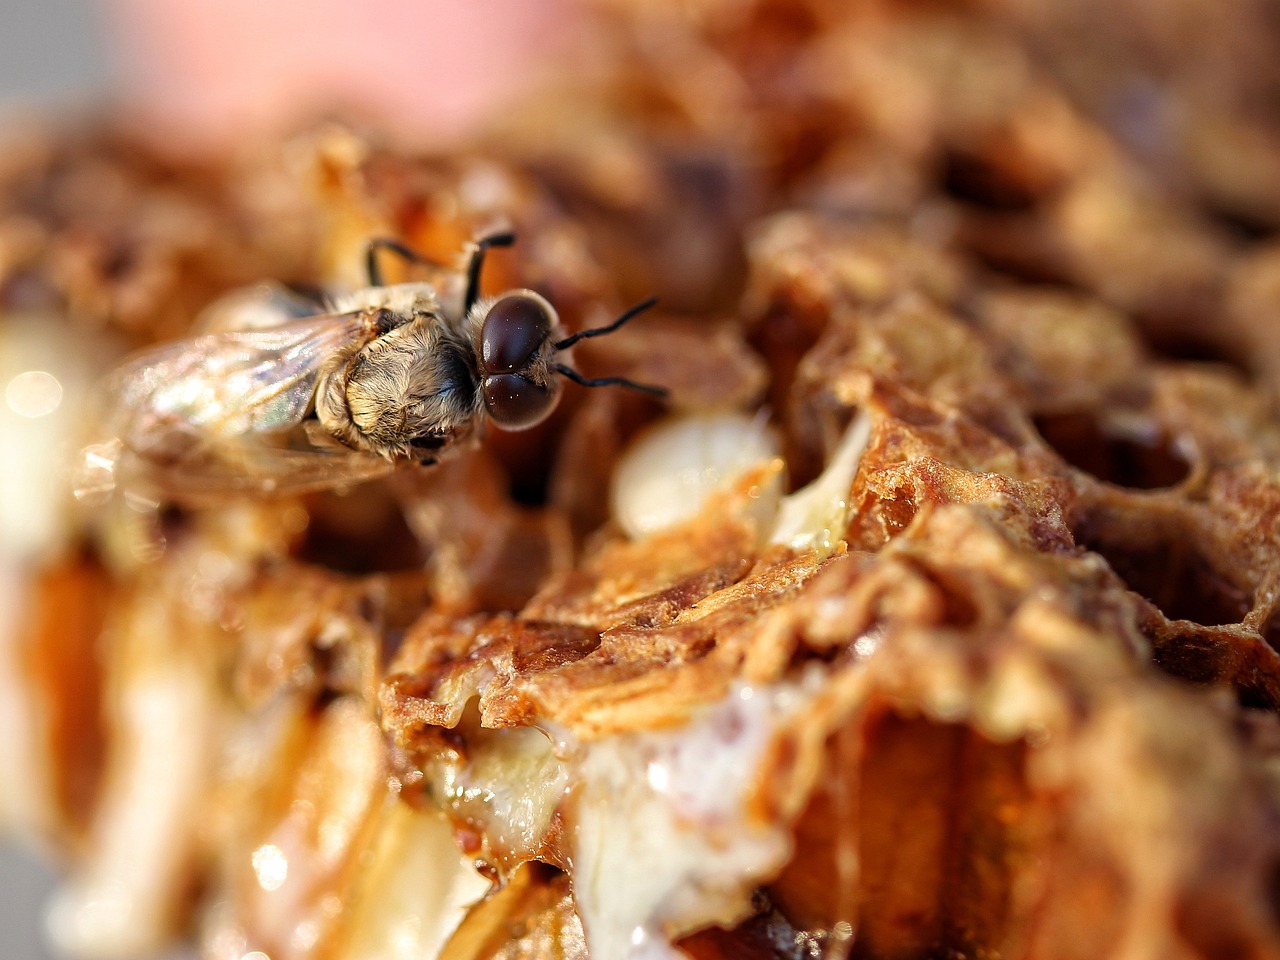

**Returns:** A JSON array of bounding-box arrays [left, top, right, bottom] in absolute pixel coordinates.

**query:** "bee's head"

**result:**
[[478, 292, 667, 431], [478, 291, 562, 430]]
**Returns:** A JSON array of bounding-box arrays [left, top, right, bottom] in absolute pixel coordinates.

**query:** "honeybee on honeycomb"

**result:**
[[2, 1, 1280, 959]]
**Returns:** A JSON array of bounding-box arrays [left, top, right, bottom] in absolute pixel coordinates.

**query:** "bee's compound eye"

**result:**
[[483, 374, 557, 430], [481, 295, 552, 375]]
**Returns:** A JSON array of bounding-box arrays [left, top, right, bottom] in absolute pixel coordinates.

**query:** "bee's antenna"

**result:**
[[366, 238, 442, 287], [554, 297, 659, 350], [551, 297, 666, 396], [553, 364, 668, 397], [464, 231, 517, 316]]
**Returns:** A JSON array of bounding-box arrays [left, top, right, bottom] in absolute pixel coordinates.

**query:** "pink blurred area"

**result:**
[[106, 0, 576, 151]]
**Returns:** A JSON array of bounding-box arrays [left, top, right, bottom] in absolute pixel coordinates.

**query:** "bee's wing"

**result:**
[[106, 436, 397, 503], [110, 311, 369, 436], [195, 282, 329, 334], [78, 310, 392, 502]]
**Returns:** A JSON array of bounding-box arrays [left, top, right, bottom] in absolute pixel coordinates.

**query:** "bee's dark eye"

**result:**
[[409, 434, 447, 450], [481, 295, 552, 375], [483, 374, 557, 430]]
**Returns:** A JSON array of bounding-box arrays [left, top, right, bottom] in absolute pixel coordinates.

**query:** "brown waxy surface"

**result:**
[[7, 1, 1280, 958]]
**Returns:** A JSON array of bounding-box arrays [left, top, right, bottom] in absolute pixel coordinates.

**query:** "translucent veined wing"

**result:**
[[89, 435, 397, 503], [195, 282, 330, 334], [76, 309, 391, 503]]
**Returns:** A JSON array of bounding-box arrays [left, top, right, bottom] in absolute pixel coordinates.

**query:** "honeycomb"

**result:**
[[4, 1, 1280, 958]]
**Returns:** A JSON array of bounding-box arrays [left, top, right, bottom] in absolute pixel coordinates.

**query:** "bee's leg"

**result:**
[[409, 433, 448, 468], [365, 238, 448, 287], [302, 419, 353, 451], [463, 231, 517, 316]]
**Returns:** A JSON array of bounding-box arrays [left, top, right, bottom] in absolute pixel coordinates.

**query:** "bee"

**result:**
[[75, 233, 664, 503]]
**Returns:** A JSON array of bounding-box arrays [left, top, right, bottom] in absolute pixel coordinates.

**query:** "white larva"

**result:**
[[610, 411, 782, 538]]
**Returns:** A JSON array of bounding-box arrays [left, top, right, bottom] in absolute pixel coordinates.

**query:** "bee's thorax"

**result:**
[[316, 315, 481, 460]]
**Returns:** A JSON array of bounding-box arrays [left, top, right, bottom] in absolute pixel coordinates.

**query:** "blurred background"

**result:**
[[3, 9, 112, 960], [0, 3, 108, 104]]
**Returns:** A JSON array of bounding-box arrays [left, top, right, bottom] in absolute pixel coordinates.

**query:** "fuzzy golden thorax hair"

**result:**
[[319, 317, 481, 459]]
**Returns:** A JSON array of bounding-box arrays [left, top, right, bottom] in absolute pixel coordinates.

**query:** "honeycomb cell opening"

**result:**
[[294, 492, 425, 574], [1142, 330, 1253, 379], [1149, 628, 1236, 686], [766, 713, 1031, 957], [1260, 605, 1280, 657], [1268, 858, 1280, 929], [940, 147, 1041, 212], [1074, 515, 1251, 628], [1034, 410, 1191, 490]]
